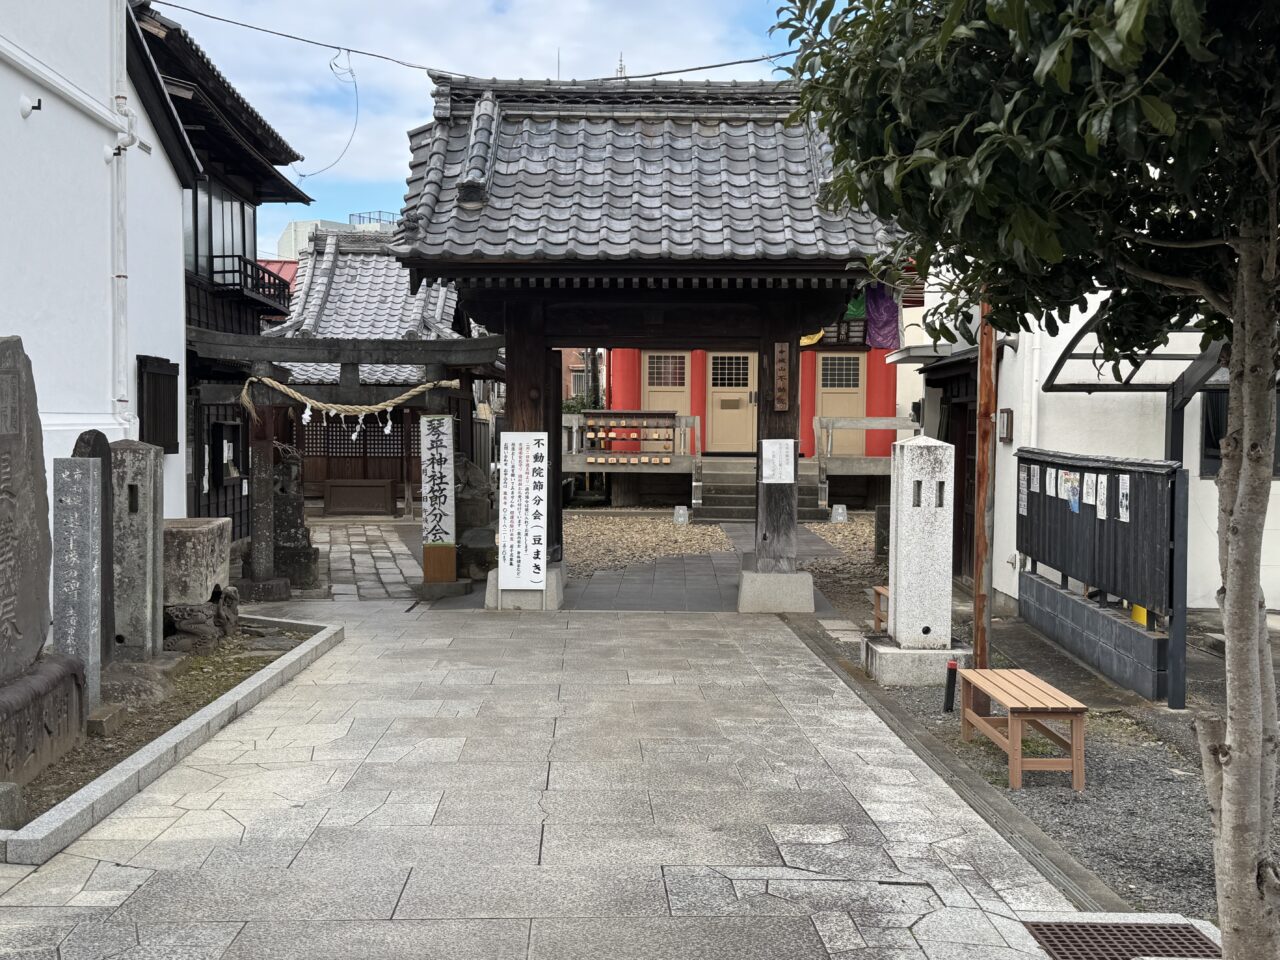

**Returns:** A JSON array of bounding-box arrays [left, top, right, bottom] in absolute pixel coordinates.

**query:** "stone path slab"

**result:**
[[0, 603, 1073, 958]]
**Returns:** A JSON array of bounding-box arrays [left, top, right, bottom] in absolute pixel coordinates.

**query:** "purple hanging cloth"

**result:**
[[865, 284, 901, 350]]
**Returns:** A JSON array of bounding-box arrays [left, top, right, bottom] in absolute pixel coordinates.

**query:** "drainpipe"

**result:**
[[108, 3, 138, 422]]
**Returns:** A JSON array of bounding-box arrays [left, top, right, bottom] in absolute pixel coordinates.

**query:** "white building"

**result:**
[[0, 1, 198, 515], [897, 305, 1275, 611], [275, 213, 396, 260]]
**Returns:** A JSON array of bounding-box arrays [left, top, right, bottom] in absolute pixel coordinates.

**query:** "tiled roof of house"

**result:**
[[393, 73, 895, 267], [266, 231, 460, 385], [133, 1, 303, 165]]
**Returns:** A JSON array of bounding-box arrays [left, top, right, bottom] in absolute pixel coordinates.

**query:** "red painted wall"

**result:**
[[799, 350, 818, 458], [864, 348, 898, 456], [690, 350, 708, 451], [608, 348, 642, 451]]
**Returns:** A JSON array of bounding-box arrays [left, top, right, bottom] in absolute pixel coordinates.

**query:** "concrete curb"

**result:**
[[0, 615, 344, 865]]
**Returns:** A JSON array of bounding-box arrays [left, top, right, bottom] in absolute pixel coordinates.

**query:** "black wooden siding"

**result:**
[[1015, 448, 1179, 615]]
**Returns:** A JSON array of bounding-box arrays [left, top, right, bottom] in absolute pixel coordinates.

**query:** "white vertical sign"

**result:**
[[499, 432, 549, 590], [419, 415, 455, 546], [760, 439, 795, 484]]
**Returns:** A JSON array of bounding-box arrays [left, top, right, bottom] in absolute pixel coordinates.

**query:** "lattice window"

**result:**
[[647, 354, 686, 387], [365, 418, 403, 457], [302, 418, 328, 456], [325, 419, 362, 457], [821, 356, 861, 390], [711, 355, 750, 389]]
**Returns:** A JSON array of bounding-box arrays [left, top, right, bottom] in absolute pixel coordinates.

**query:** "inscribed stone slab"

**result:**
[[0, 337, 52, 681]]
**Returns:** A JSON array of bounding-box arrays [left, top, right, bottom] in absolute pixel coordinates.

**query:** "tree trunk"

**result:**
[[1197, 229, 1280, 959]]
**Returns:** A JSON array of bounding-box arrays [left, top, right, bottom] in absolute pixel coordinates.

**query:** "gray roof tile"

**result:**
[[267, 231, 460, 385], [394, 74, 893, 265]]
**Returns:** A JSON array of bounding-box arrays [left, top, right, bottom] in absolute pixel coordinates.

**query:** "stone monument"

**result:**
[[271, 446, 319, 588], [0, 337, 86, 783], [110, 439, 164, 659], [52, 457, 103, 708], [71, 429, 115, 671], [865, 435, 971, 685]]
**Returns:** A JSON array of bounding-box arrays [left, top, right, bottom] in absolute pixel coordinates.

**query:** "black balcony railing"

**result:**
[[210, 255, 291, 312]]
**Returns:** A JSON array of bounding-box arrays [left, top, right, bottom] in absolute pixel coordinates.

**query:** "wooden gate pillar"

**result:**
[[754, 309, 802, 574], [244, 362, 291, 599]]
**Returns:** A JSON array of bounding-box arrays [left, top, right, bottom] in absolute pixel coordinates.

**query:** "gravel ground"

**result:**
[[23, 628, 310, 823], [878, 675, 1222, 920], [802, 515, 884, 622], [562, 512, 732, 579]]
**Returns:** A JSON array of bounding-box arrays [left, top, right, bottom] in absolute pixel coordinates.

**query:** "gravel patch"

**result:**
[[802, 515, 884, 622], [875, 679, 1222, 920], [563, 513, 732, 579]]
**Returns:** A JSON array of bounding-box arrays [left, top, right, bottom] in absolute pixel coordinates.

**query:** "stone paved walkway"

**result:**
[[310, 523, 420, 600], [2, 603, 1075, 958]]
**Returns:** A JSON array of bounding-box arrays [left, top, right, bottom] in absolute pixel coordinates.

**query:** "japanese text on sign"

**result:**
[[499, 432, 549, 590], [419, 416, 455, 547]]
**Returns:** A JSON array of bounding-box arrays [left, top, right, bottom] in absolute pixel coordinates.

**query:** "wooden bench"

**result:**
[[959, 668, 1087, 791], [872, 585, 889, 632]]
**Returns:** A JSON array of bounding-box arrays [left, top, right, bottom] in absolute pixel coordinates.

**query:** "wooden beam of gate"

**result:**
[[187, 326, 505, 366]]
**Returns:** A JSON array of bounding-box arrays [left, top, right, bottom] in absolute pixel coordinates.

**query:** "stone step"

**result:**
[[692, 506, 831, 522], [702, 483, 821, 498]]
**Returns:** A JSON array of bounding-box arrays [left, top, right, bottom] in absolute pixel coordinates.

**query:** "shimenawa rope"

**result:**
[[238, 376, 459, 424]]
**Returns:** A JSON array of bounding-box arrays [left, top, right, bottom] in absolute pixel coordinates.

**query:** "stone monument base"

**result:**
[[737, 570, 816, 614], [864, 638, 971, 686], [418, 580, 473, 601], [233, 577, 292, 602], [0, 653, 86, 786], [484, 563, 565, 611]]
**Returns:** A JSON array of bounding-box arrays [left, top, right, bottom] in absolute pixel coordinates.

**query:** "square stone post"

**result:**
[[110, 439, 164, 659], [52, 458, 102, 708], [865, 435, 971, 684]]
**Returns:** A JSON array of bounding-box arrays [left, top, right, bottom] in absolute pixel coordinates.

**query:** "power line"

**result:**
[[149, 1, 795, 82], [291, 50, 360, 182], [591, 50, 797, 82], [148, 1, 432, 70]]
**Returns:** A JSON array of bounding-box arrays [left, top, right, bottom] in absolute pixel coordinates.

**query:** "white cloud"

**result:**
[[167, 0, 783, 186]]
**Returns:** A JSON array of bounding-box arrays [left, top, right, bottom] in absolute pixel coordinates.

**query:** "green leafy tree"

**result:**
[[779, 1, 1279, 952]]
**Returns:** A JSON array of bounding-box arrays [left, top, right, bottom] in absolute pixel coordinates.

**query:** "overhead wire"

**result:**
[[148, 1, 795, 82], [291, 49, 359, 182]]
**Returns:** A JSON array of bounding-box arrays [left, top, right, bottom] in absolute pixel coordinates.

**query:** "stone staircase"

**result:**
[[691, 457, 829, 523]]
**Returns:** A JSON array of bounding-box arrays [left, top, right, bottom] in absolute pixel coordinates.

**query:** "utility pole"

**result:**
[[973, 314, 996, 671]]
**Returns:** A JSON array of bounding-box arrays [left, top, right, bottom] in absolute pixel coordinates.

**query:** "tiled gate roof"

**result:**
[[393, 73, 894, 267]]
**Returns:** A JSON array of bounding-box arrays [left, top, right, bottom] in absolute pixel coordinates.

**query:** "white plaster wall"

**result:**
[[987, 317, 1280, 610], [126, 79, 188, 517], [896, 304, 929, 419], [0, 4, 188, 522]]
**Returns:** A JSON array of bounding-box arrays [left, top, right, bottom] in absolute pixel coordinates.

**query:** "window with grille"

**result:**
[[821, 356, 861, 390], [711, 355, 750, 389], [570, 370, 588, 396], [647, 354, 686, 387], [137, 356, 179, 454]]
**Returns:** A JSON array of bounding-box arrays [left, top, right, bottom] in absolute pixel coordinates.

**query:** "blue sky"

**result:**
[[164, 1, 791, 256]]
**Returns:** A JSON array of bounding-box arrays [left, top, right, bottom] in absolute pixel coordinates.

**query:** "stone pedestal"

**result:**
[[737, 553, 814, 613], [868, 436, 956, 686], [0, 653, 86, 785], [110, 440, 164, 660], [52, 457, 103, 708], [485, 562, 564, 610]]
